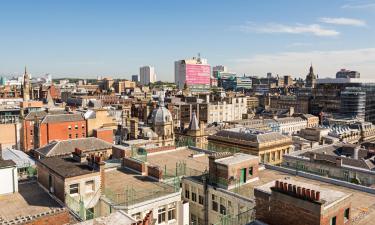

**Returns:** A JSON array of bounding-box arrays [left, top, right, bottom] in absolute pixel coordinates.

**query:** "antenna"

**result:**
[[198, 52, 201, 59]]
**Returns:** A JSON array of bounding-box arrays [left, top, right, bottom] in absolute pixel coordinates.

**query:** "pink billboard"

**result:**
[[185, 64, 211, 85]]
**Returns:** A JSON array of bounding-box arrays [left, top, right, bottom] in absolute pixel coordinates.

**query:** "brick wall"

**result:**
[[24, 209, 71, 225], [146, 145, 176, 154], [123, 157, 146, 174], [93, 128, 113, 144], [147, 165, 163, 180]]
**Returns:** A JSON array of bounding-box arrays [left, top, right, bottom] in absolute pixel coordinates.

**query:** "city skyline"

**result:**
[[1, 0, 374, 80]]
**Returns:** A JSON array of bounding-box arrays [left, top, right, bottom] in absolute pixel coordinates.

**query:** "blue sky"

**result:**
[[0, 0, 374, 80]]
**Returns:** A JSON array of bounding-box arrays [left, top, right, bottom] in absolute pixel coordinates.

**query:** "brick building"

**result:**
[[254, 179, 352, 225], [21, 112, 86, 152]]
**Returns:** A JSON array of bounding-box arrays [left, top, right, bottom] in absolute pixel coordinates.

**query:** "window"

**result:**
[[185, 189, 190, 199], [69, 134, 72, 139], [220, 204, 226, 215], [85, 180, 95, 192], [82, 133, 85, 137], [199, 195, 204, 205], [158, 207, 166, 223], [75, 125, 78, 130], [69, 183, 79, 195], [249, 167, 253, 176], [344, 208, 350, 222], [75, 134, 79, 138], [212, 201, 218, 212], [68, 126, 72, 130], [330, 216, 336, 225], [191, 214, 197, 225], [192, 192, 197, 202], [168, 206, 176, 221]]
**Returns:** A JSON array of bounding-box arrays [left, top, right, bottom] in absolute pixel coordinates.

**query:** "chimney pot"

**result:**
[[275, 180, 280, 188], [311, 190, 316, 200], [316, 191, 321, 201], [306, 189, 311, 199], [288, 184, 293, 192], [283, 182, 288, 191], [293, 185, 297, 194], [297, 187, 302, 196], [302, 188, 306, 197]]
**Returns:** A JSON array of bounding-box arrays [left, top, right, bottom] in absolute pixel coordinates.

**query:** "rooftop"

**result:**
[[147, 147, 209, 175], [229, 169, 375, 225], [38, 157, 99, 178], [0, 159, 16, 168], [41, 113, 84, 123], [0, 182, 63, 223], [35, 137, 113, 157], [211, 127, 290, 143], [215, 153, 258, 166], [2, 148, 35, 168], [104, 168, 177, 206], [255, 179, 349, 207]]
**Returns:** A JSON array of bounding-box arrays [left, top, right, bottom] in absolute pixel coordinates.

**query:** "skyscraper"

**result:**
[[139, 66, 156, 85], [174, 56, 211, 89]]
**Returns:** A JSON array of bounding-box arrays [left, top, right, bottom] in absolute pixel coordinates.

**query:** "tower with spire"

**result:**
[[22, 66, 31, 101], [305, 64, 316, 88]]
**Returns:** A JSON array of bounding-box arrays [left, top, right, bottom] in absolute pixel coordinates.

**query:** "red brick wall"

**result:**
[[255, 189, 351, 225], [123, 157, 146, 174], [24, 210, 71, 225], [147, 165, 163, 180], [40, 120, 87, 147], [146, 145, 175, 154], [93, 129, 113, 144], [22, 120, 33, 152]]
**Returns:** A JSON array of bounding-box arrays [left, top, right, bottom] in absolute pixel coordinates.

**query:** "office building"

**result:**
[[131, 74, 139, 82], [175, 56, 211, 89], [140, 66, 156, 85], [336, 69, 360, 79]]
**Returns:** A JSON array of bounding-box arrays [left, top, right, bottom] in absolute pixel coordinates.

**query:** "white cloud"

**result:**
[[238, 22, 339, 37], [341, 2, 375, 9], [319, 17, 366, 26], [286, 42, 313, 48], [229, 48, 375, 79]]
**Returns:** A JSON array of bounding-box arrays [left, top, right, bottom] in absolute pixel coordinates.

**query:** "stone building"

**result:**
[[175, 111, 207, 148], [207, 128, 293, 165], [283, 143, 375, 186], [148, 94, 175, 147]]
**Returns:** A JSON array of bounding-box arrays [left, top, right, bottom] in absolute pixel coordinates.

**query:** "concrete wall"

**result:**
[[0, 166, 18, 195]]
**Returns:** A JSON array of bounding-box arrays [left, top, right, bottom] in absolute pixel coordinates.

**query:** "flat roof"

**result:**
[[38, 157, 99, 178], [147, 148, 209, 175], [229, 169, 375, 225], [104, 168, 177, 206], [0, 182, 63, 222], [216, 153, 258, 166], [255, 179, 348, 207]]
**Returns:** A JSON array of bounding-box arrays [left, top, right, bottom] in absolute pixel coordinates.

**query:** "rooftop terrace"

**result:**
[[104, 168, 177, 206], [0, 182, 63, 223]]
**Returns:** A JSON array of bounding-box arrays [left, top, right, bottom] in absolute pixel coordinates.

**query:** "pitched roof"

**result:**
[[212, 127, 290, 144], [24, 111, 47, 120], [41, 113, 84, 123], [188, 111, 200, 131], [35, 137, 113, 157]]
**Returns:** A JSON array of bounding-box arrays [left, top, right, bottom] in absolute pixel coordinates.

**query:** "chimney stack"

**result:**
[[336, 157, 343, 167]]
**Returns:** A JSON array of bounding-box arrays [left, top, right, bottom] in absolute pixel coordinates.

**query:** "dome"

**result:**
[[150, 95, 173, 125]]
